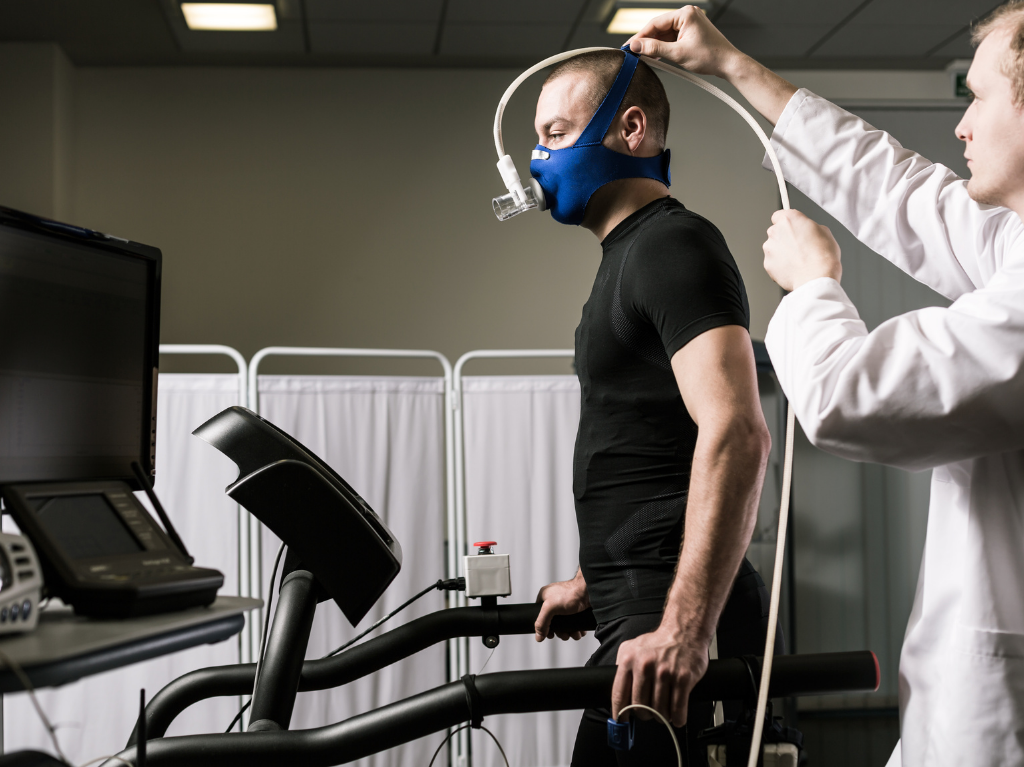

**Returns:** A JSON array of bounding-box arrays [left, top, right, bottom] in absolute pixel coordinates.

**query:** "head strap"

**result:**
[[576, 48, 641, 147]]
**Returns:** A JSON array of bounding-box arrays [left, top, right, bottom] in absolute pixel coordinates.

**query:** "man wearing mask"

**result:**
[[629, 4, 1024, 765], [527, 48, 778, 764]]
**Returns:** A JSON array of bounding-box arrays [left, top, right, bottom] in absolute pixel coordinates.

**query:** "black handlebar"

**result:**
[[132, 603, 597, 742], [114, 652, 878, 767]]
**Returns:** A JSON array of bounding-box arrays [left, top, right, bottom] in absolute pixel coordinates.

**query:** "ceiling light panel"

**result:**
[[181, 3, 278, 31], [605, 1, 712, 35]]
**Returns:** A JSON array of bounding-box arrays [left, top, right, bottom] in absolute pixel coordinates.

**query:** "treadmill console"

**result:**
[[1, 481, 223, 617], [194, 406, 401, 626]]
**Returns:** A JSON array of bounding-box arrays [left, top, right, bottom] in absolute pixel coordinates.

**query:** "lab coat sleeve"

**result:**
[[765, 89, 1024, 298], [765, 265, 1024, 472]]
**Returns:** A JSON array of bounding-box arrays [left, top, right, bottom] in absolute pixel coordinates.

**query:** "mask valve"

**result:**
[[492, 154, 546, 220]]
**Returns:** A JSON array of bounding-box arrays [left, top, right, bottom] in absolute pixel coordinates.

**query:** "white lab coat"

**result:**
[[762, 90, 1024, 766]]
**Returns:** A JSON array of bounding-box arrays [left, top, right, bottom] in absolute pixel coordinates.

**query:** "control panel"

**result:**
[[1, 481, 223, 617], [0, 533, 43, 634]]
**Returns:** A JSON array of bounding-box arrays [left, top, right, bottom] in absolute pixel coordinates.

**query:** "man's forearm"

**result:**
[[661, 426, 767, 644], [721, 53, 798, 127]]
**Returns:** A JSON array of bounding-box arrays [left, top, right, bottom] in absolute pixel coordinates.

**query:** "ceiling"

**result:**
[[0, 0, 1001, 69]]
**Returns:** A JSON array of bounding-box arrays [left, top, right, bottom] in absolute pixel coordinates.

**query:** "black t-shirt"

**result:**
[[574, 197, 750, 623]]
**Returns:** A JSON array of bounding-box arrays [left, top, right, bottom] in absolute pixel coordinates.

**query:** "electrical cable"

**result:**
[[493, 47, 795, 767], [616, 704, 682, 767], [323, 578, 458, 658], [426, 723, 509, 767], [0, 647, 69, 765], [224, 541, 286, 734]]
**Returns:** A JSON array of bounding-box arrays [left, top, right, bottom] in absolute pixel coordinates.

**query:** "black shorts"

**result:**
[[570, 558, 781, 766]]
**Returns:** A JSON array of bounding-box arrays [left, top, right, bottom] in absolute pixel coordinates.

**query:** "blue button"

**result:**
[[1, 606, 8, 622], [21, 601, 31, 620], [10, 603, 20, 621]]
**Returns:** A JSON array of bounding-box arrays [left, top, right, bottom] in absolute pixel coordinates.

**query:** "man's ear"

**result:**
[[615, 106, 648, 154]]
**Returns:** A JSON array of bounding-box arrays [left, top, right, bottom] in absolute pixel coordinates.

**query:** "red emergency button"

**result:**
[[473, 541, 497, 547]]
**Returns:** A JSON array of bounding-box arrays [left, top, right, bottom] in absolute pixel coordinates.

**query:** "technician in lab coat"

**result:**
[[628, 4, 1024, 766]]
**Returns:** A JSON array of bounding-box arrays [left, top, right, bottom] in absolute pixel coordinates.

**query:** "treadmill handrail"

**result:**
[[132, 603, 596, 742], [113, 656, 878, 767]]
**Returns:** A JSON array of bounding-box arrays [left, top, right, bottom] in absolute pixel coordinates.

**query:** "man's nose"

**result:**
[[955, 110, 971, 142]]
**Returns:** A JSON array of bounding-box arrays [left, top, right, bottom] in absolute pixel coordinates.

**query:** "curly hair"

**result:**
[[972, 0, 1024, 106], [543, 51, 670, 149]]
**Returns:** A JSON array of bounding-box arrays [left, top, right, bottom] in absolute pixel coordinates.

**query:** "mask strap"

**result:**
[[575, 48, 641, 147]]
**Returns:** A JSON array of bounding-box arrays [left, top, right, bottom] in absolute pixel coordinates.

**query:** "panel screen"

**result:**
[[32, 494, 143, 560], [0, 218, 158, 483]]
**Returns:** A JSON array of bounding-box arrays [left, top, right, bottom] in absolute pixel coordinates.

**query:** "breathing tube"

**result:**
[[492, 45, 796, 767]]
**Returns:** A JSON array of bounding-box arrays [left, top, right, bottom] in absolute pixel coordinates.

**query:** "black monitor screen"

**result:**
[[32, 495, 143, 560], [0, 215, 159, 484]]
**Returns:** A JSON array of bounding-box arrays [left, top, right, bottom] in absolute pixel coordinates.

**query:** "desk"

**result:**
[[0, 596, 260, 749]]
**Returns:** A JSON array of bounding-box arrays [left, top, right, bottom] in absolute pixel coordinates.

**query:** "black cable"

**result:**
[[223, 575, 464, 731], [225, 542, 286, 733], [131, 460, 193, 564], [323, 579, 449, 658]]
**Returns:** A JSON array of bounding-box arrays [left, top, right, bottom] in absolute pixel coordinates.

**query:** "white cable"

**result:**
[[493, 47, 796, 767], [616, 704, 682, 767]]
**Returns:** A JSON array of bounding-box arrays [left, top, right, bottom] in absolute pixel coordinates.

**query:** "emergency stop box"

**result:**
[[464, 553, 511, 598]]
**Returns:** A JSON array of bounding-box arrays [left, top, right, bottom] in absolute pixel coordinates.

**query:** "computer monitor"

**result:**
[[0, 207, 161, 488]]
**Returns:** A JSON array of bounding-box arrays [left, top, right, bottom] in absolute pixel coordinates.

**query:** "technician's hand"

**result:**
[[763, 209, 842, 292], [534, 572, 590, 642], [625, 5, 743, 78], [612, 626, 709, 729]]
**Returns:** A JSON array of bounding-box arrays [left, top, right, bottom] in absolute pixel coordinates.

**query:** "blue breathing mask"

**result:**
[[530, 48, 671, 226], [491, 46, 670, 226]]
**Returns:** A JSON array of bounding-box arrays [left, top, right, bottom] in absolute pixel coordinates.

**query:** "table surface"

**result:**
[[0, 595, 261, 692]]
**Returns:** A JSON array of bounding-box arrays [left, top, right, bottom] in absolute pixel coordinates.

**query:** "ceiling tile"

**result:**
[[813, 24, 965, 58], [305, 0, 443, 23], [928, 29, 975, 61], [446, 0, 585, 25], [719, 24, 834, 57], [565, 21, 630, 49], [0, 0, 178, 63], [718, 0, 868, 27], [843, 0, 999, 27], [310, 21, 437, 55], [440, 23, 569, 57]]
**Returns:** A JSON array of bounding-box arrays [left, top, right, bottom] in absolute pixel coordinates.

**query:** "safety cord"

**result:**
[[616, 704, 682, 767], [426, 723, 509, 767], [493, 47, 795, 767]]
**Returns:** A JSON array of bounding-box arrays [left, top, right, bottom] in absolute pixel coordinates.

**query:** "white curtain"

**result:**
[[255, 374, 448, 767], [460, 375, 597, 767], [4, 374, 244, 763]]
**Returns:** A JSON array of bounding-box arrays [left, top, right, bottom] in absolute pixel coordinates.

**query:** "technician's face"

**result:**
[[956, 27, 1024, 209], [534, 73, 595, 149]]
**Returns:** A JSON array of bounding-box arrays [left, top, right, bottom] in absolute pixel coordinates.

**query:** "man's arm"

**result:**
[[611, 324, 770, 727], [628, 6, 1023, 297]]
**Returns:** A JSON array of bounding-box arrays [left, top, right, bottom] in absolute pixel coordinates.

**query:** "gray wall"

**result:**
[[0, 44, 957, 375]]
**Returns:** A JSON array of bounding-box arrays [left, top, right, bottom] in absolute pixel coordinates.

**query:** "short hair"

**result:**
[[543, 50, 670, 149], [972, 0, 1024, 106]]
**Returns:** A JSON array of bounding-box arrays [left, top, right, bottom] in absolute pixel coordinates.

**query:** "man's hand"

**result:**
[[763, 209, 843, 292], [625, 5, 744, 79], [612, 626, 709, 728], [535, 570, 590, 642], [626, 5, 797, 126]]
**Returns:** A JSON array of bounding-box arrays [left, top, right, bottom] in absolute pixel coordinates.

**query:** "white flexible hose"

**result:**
[[494, 47, 796, 767]]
